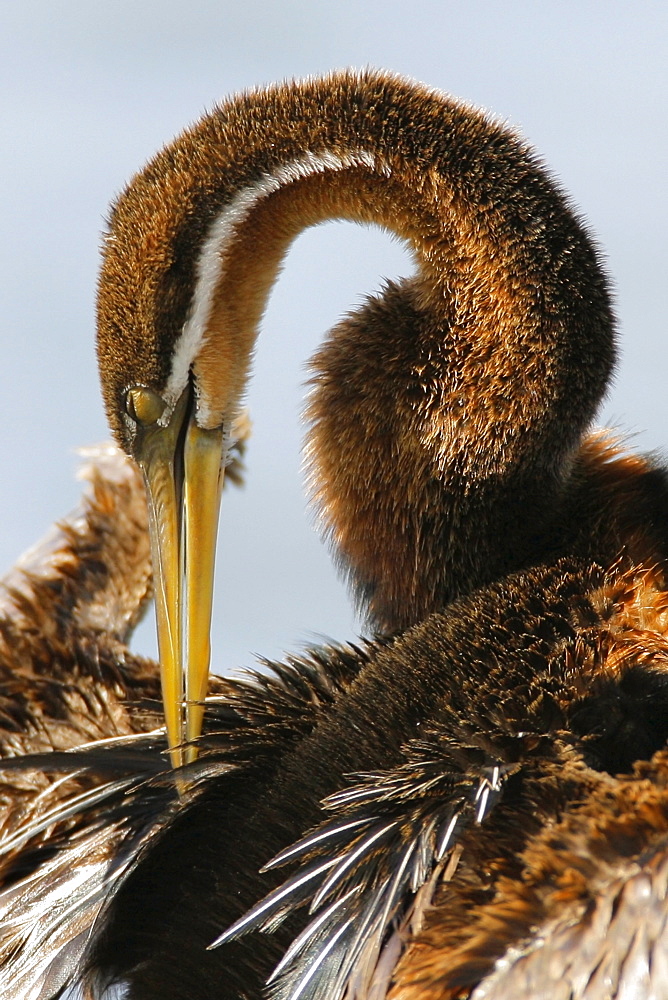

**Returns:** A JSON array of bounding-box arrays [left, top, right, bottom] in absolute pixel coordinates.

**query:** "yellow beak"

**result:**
[[133, 386, 225, 768]]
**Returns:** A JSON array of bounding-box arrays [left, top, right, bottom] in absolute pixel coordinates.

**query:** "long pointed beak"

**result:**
[[133, 386, 224, 768]]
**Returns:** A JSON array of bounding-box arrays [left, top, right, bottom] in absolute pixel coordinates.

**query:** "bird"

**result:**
[[1, 67, 668, 1000]]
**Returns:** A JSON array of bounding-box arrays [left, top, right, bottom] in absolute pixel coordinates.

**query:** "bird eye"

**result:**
[[125, 387, 166, 425]]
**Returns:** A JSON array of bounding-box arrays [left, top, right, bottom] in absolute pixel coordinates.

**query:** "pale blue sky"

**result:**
[[0, 1, 666, 671]]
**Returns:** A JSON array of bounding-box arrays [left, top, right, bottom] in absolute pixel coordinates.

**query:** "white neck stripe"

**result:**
[[162, 149, 382, 423]]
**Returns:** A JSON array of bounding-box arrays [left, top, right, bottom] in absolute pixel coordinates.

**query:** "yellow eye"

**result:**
[[126, 387, 166, 425]]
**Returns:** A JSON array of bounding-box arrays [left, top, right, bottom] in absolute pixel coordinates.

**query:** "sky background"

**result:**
[[0, 1, 666, 675]]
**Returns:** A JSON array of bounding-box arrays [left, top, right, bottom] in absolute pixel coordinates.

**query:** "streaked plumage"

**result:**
[[0, 69, 667, 1000], [4, 553, 668, 999], [0, 445, 155, 756], [0, 446, 159, 999], [0, 441, 246, 999]]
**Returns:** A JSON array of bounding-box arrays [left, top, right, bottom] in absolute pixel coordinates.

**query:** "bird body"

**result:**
[[4, 554, 668, 999], [0, 69, 667, 1000]]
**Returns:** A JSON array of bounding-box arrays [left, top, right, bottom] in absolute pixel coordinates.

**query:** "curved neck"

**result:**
[[99, 70, 615, 630], [183, 152, 420, 427]]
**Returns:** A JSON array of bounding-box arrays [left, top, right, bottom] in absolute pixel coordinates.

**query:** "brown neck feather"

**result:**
[[97, 69, 618, 631]]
